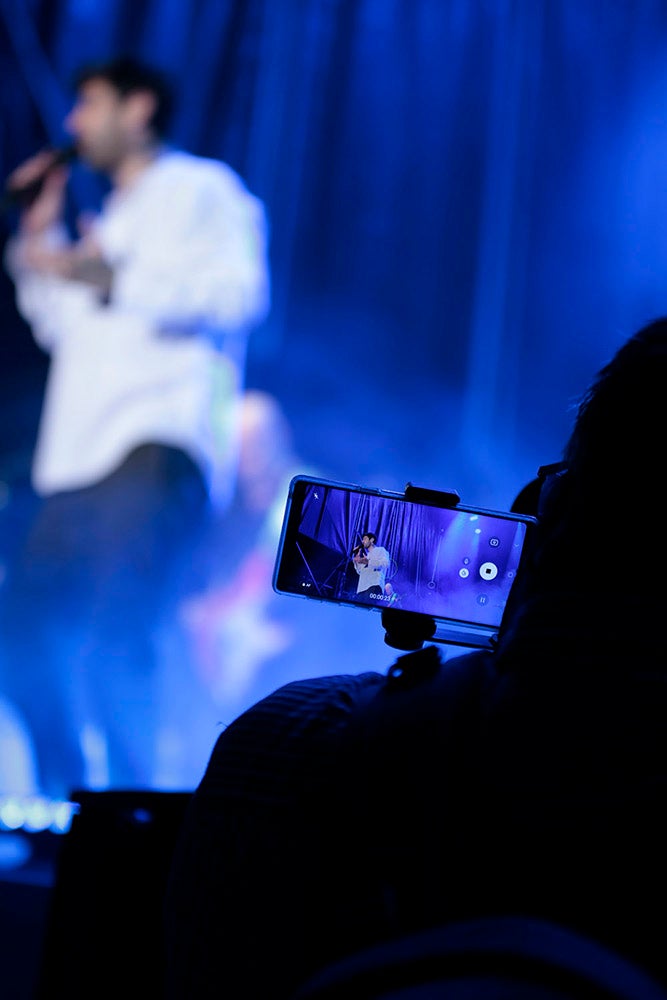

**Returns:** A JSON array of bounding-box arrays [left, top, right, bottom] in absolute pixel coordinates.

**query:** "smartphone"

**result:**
[[273, 475, 536, 649]]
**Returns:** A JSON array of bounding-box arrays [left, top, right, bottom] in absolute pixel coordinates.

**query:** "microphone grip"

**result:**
[[1, 145, 77, 213]]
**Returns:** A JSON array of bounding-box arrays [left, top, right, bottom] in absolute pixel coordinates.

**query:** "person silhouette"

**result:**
[[163, 319, 667, 999]]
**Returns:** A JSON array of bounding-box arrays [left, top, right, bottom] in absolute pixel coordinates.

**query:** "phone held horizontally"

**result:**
[[273, 476, 536, 650]]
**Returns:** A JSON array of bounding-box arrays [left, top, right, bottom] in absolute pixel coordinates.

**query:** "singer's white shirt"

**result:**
[[5, 149, 270, 504], [354, 545, 390, 594]]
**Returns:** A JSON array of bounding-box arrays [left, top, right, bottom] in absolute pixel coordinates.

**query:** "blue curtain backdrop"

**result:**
[[2, 0, 667, 788], [3, 0, 667, 503]]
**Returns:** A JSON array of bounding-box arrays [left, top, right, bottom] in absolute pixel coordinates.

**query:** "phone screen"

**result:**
[[273, 476, 535, 647]]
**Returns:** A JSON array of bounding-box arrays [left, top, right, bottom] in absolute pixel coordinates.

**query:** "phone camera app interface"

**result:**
[[278, 482, 528, 629]]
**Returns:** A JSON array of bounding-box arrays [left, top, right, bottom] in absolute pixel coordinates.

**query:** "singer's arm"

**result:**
[[7, 152, 70, 236], [19, 237, 113, 297], [7, 155, 113, 303], [352, 550, 368, 574], [4, 161, 106, 349], [4, 228, 102, 351]]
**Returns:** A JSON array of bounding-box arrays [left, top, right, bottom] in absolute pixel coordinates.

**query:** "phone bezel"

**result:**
[[272, 475, 536, 650]]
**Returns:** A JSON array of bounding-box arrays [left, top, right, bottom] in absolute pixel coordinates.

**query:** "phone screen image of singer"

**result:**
[[273, 476, 536, 649]]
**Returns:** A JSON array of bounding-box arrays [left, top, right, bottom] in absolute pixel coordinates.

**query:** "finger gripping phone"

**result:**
[[273, 476, 536, 650]]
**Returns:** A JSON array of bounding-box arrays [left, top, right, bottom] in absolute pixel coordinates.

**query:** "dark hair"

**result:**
[[496, 320, 667, 657], [363, 532, 377, 544], [563, 318, 667, 494], [73, 56, 174, 137], [524, 317, 667, 592]]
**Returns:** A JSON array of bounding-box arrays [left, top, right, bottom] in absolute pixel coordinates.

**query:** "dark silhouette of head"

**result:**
[[510, 477, 542, 517], [563, 319, 666, 501], [501, 318, 667, 644]]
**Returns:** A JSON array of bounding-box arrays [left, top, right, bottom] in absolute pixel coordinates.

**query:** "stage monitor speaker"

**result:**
[[35, 789, 192, 999]]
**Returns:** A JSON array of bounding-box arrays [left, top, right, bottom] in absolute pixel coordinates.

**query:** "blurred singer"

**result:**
[[0, 55, 270, 798], [352, 532, 390, 602]]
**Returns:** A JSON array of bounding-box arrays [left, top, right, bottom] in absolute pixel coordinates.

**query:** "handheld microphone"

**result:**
[[352, 537, 367, 557], [1, 144, 78, 214]]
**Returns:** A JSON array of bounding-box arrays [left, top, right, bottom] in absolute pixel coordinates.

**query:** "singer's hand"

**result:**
[[7, 150, 69, 235], [22, 236, 113, 297]]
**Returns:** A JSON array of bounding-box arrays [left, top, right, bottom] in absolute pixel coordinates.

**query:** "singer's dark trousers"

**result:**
[[357, 585, 383, 603], [0, 443, 208, 799]]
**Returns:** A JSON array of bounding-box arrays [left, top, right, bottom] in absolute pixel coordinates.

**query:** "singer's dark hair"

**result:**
[[363, 532, 377, 544], [72, 56, 174, 137]]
